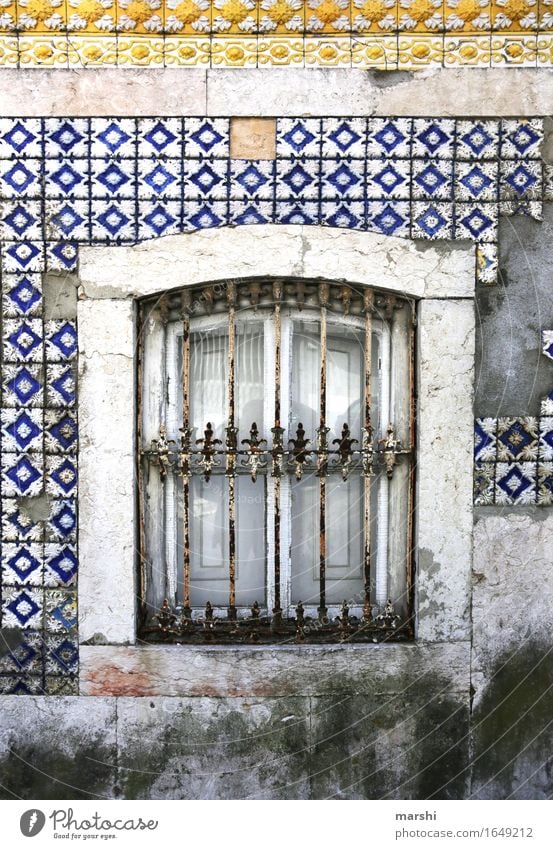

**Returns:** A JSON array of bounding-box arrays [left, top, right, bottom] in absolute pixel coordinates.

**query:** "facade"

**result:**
[[0, 33, 552, 798]]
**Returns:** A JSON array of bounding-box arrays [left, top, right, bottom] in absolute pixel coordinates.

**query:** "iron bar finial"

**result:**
[[241, 422, 267, 482], [332, 422, 358, 481], [143, 424, 175, 482], [289, 423, 312, 481], [316, 424, 330, 477], [380, 424, 402, 480], [196, 422, 222, 482], [270, 425, 285, 477]]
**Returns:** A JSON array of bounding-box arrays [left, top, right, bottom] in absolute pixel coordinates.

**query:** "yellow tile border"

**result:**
[[0, 1, 550, 67]]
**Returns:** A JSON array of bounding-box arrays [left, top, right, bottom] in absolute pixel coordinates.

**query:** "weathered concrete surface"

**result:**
[[0, 691, 469, 799], [471, 511, 553, 799], [475, 210, 553, 417], [78, 226, 475, 301], [0, 697, 117, 800], [79, 642, 470, 697], [416, 299, 474, 642], [1, 69, 553, 117]]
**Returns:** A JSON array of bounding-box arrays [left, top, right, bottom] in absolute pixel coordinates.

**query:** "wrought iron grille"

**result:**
[[137, 279, 416, 644]]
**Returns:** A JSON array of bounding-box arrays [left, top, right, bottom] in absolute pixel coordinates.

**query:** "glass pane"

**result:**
[[190, 325, 228, 436], [182, 475, 266, 607], [236, 319, 265, 438], [291, 319, 319, 439], [327, 324, 364, 443]]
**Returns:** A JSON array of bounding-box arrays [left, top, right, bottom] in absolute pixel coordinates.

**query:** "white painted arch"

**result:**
[[77, 224, 475, 658]]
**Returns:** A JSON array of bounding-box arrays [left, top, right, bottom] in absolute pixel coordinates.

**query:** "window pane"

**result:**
[[183, 475, 266, 607], [190, 326, 228, 434]]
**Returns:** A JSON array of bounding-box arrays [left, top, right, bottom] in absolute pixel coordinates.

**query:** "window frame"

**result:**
[[75, 225, 475, 683]]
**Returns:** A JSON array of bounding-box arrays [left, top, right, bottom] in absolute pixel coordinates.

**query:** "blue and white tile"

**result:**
[[45, 199, 90, 241], [0, 158, 41, 198], [1, 543, 43, 586], [412, 160, 453, 200], [90, 118, 136, 158], [538, 416, 553, 461], [230, 160, 275, 201], [46, 241, 79, 273], [2, 499, 43, 542], [275, 159, 320, 200], [455, 203, 497, 243], [537, 462, 553, 506], [367, 201, 410, 238], [1, 408, 43, 453], [44, 118, 89, 158], [45, 634, 79, 675], [44, 676, 78, 695], [138, 159, 182, 199], [183, 201, 229, 231], [320, 201, 365, 230], [229, 201, 273, 226], [1, 241, 45, 272], [137, 118, 183, 159], [90, 158, 136, 198], [0, 119, 42, 159], [183, 159, 229, 201], [412, 119, 455, 160], [473, 461, 496, 505], [2, 364, 42, 407], [44, 159, 89, 198], [476, 243, 498, 286], [0, 200, 42, 240], [0, 676, 45, 695], [44, 544, 78, 588], [542, 388, 553, 417], [2, 273, 42, 317], [321, 159, 365, 201], [455, 120, 499, 160], [474, 417, 497, 462], [2, 587, 43, 629], [0, 631, 43, 675], [366, 119, 412, 159], [274, 202, 319, 226], [90, 200, 137, 243], [366, 159, 410, 200], [46, 320, 77, 362], [1, 454, 43, 497], [499, 200, 542, 221], [138, 201, 182, 240], [411, 202, 453, 240], [276, 118, 321, 158], [3, 319, 43, 363], [46, 499, 77, 542], [542, 329, 553, 362], [183, 118, 229, 159], [499, 160, 542, 200], [500, 119, 543, 159], [45, 410, 78, 454], [455, 161, 498, 202], [495, 462, 537, 505], [497, 416, 538, 462], [44, 589, 77, 633], [321, 118, 367, 158], [46, 364, 76, 408], [45, 455, 77, 498], [544, 164, 553, 201]]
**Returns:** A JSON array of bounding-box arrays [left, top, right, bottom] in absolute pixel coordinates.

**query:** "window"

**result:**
[[137, 279, 415, 644]]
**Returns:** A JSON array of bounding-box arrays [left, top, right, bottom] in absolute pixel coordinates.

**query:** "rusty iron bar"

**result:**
[[227, 282, 237, 621], [181, 290, 192, 616], [318, 283, 329, 621], [272, 281, 283, 624], [363, 289, 374, 623]]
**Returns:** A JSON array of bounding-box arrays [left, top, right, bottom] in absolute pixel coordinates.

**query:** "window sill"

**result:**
[[79, 641, 470, 697]]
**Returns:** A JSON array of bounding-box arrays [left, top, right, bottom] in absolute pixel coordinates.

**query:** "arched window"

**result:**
[[138, 279, 415, 644]]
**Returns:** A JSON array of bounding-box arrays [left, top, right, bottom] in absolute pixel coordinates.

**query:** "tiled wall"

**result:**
[[0, 114, 549, 694], [474, 331, 553, 506], [0, 0, 552, 67]]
